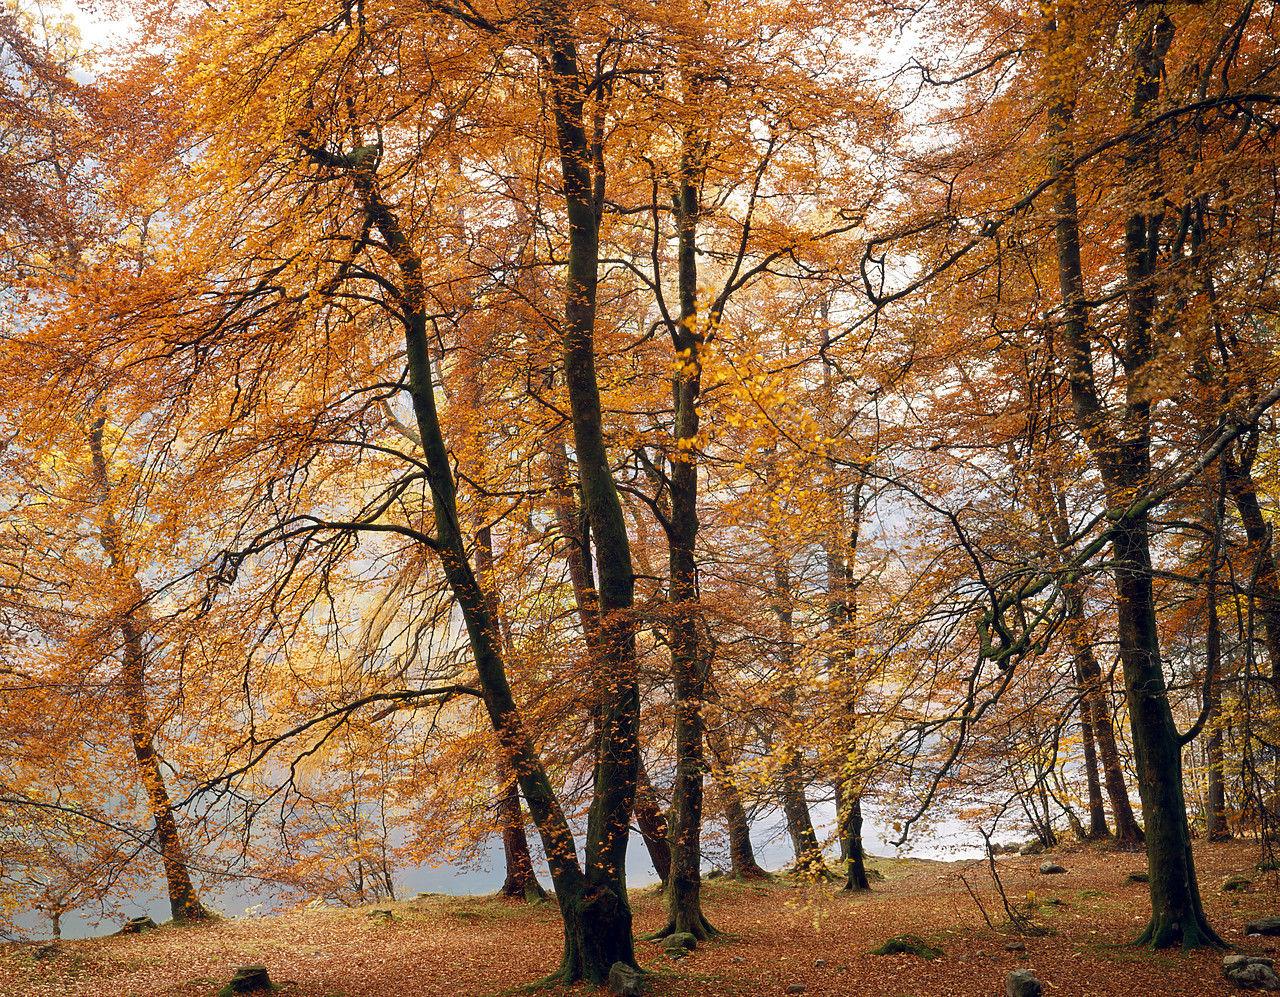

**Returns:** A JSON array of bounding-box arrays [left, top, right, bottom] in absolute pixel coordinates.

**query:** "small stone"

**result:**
[[976, 950, 989, 957], [957, 955, 970, 963], [1123, 871, 1149, 885], [1007, 968, 1043, 997], [1005, 940, 1027, 952], [813, 959, 826, 967], [1039, 861, 1067, 875], [121, 916, 158, 934], [837, 965, 849, 971], [1224, 954, 1280, 990], [731, 956, 743, 963], [607, 962, 644, 997], [786, 987, 806, 995], [1224, 875, 1254, 893], [1248, 918, 1280, 937]]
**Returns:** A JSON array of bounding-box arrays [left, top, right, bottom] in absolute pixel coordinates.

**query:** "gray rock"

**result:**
[[731, 956, 743, 964], [1224, 954, 1280, 990], [814, 959, 826, 967], [1249, 918, 1280, 937], [786, 987, 806, 995], [121, 916, 157, 934], [664, 931, 697, 951], [1019, 841, 1045, 856], [1006, 968, 1043, 997], [1039, 861, 1067, 875], [1005, 940, 1026, 952], [608, 962, 644, 997]]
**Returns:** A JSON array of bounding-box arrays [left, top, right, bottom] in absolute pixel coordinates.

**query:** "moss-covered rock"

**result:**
[[870, 934, 944, 960]]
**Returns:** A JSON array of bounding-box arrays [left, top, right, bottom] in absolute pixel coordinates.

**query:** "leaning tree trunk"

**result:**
[[88, 418, 207, 924], [299, 54, 641, 973]]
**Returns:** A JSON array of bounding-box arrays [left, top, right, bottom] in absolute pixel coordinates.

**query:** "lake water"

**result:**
[[10, 802, 993, 942]]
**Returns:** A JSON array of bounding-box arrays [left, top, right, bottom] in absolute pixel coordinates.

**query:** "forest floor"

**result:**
[[3, 838, 1278, 997]]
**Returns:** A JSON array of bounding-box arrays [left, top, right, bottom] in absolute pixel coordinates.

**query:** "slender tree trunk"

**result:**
[[705, 726, 769, 879], [1205, 582, 1231, 841], [498, 768, 549, 902], [772, 551, 829, 880], [1224, 448, 1280, 688], [635, 766, 672, 884], [841, 796, 870, 890], [655, 101, 715, 936], [1076, 674, 1110, 839], [88, 419, 207, 924]]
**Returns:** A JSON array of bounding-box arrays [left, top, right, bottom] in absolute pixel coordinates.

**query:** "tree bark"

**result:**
[[1076, 671, 1110, 840], [705, 725, 770, 879], [303, 64, 640, 972], [88, 418, 207, 924], [655, 100, 715, 938], [1047, 6, 1218, 947]]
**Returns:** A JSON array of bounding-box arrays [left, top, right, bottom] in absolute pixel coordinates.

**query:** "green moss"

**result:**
[[869, 934, 944, 960]]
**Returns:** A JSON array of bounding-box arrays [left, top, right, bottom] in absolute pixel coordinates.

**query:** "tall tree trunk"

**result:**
[[1069, 605, 1144, 845], [300, 57, 641, 972], [656, 100, 714, 939], [88, 418, 207, 924], [477, 527, 550, 903], [1047, 6, 1218, 947]]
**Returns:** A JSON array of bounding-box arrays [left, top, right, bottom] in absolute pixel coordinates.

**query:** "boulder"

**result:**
[[1224, 875, 1254, 893], [121, 916, 157, 934], [1019, 841, 1045, 856], [1004, 940, 1026, 952], [1038, 862, 1067, 875], [217, 965, 273, 996], [1007, 968, 1043, 997], [607, 962, 644, 997], [1224, 955, 1280, 990], [1247, 917, 1280, 936], [367, 907, 395, 920]]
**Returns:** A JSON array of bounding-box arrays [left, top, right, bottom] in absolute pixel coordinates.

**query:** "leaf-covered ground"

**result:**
[[3, 839, 1276, 997]]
